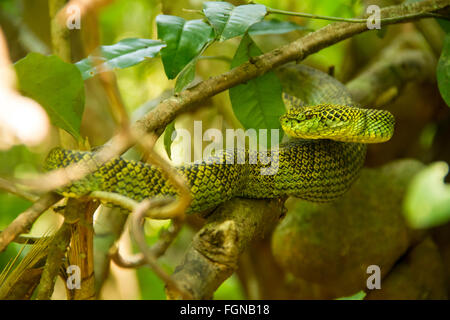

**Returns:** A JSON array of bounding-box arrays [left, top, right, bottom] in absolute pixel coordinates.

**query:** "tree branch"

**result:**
[[35, 222, 72, 300], [133, 0, 449, 137], [346, 33, 436, 106], [130, 199, 192, 299], [166, 197, 286, 300], [266, 6, 448, 23], [0, 177, 39, 202]]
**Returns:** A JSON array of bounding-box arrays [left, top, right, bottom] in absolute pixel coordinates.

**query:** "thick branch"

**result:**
[[346, 34, 436, 106], [166, 198, 285, 300], [133, 0, 449, 136]]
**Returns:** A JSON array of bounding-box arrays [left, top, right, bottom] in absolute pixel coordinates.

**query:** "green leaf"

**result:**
[[0, 193, 32, 228], [404, 162, 450, 229], [436, 18, 450, 34], [229, 34, 285, 146], [75, 38, 165, 80], [437, 33, 450, 107], [174, 60, 196, 93], [336, 290, 366, 300], [157, 15, 214, 79], [203, 1, 267, 41], [248, 19, 309, 36], [14, 53, 85, 140], [164, 121, 176, 160]]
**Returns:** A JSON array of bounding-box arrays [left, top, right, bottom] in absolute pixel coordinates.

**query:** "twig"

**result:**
[[0, 193, 62, 252], [182, 8, 204, 15], [0, 232, 49, 244], [111, 218, 184, 268], [137, 133, 192, 220], [14, 128, 134, 193], [95, 132, 190, 290], [108, 133, 190, 293], [266, 7, 449, 23], [0, 177, 39, 202], [35, 222, 72, 300], [130, 199, 192, 299]]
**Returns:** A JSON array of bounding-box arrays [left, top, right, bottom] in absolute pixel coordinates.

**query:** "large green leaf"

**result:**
[[75, 38, 165, 80], [14, 53, 85, 140], [157, 15, 214, 79], [203, 1, 267, 41], [437, 33, 450, 107], [249, 19, 309, 36], [229, 34, 285, 146], [404, 162, 450, 228]]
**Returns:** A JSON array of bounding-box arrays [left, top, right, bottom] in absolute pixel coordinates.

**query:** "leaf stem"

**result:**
[[182, 8, 204, 16], [266, 7, 450, 23]]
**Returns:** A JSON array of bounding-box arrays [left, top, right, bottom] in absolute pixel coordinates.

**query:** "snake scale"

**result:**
[[45, 65, 395, 214]]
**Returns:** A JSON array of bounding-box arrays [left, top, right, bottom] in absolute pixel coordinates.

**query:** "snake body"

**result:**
[[45, 65, 394, 214]]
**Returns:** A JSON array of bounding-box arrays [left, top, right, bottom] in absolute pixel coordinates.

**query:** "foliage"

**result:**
[[14, 53, 85, 140], [1, 0, 449, 301], [404, 162, 450, 228], [157, 15, 214, 79], [203, 1, 267, 41], [75, 38, 165, 80], [229, 34, 285, 146]]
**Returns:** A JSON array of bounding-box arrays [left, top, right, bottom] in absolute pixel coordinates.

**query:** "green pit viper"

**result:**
[[45, 65, 395, 214]]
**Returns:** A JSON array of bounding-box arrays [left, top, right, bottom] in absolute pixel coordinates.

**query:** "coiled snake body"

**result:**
[[45, 65, 395, 213]]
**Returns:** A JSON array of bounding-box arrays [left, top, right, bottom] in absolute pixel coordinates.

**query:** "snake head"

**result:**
[[281, 104, 354, 140]]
